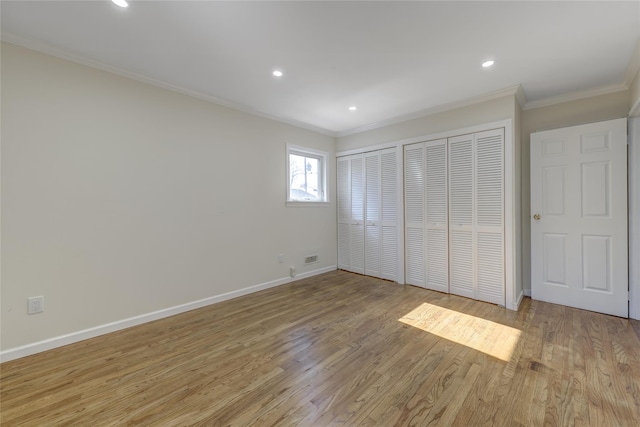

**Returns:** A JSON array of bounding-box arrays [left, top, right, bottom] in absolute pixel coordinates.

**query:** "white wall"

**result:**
[[0, 43, 337, 354]]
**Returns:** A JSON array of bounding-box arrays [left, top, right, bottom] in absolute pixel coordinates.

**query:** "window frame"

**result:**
[[286, 144, 329, 206]]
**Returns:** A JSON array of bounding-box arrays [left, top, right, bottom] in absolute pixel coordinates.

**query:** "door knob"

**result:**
[[533, 214, 541, 221]]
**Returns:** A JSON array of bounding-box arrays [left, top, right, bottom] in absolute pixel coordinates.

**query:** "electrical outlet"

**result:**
[[290, 266, 296, 278], [278, 254, 284, 263], [28, 296, 44, 314]]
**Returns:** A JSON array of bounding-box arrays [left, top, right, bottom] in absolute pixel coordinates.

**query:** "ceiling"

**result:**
[[1, 1, 639, 136]]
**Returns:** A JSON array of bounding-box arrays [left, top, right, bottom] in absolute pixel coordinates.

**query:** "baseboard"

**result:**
[[505, 290, 524, 311], [0, 265, 337, 363], [523, 289, 531, 297], [513, 290, 524, 310]]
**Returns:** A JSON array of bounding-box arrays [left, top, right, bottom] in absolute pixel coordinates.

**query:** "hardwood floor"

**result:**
[[631, 319, 640, 342], [1, 270, 639, 426]]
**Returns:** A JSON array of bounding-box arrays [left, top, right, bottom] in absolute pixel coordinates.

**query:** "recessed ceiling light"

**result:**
[[112, 0, 129, 8], [348, 106, 357, 111], [482, 60, 495, 68], [272, 70, 283, 77]]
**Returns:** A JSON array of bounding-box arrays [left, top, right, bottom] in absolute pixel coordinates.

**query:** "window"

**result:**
[[286, 145, 328, 205]]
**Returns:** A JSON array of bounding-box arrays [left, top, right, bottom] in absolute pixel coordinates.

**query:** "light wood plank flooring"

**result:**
[[1, 270, 639, 426]]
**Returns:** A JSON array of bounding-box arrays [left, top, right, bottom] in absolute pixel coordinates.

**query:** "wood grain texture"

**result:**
[[1, 270, 639, 426], [631, 319, 640, 342]]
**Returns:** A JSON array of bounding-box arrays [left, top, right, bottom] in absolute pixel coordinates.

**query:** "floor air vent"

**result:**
[[304, 254, 319, 265]]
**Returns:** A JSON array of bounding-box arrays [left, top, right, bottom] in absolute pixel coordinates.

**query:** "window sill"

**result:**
[[286, 201, 331, 207]]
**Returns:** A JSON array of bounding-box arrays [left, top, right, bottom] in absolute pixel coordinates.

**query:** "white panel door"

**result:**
[[350, 155, 365, 274], [405, 143, 425, 286], [337, 157, 351, 270], [365, 152, 381, 278], [380, 148, 398, 281], [424, 139, 449, 293], [448, 134, 475, 299], [531, 118, 628, 317]]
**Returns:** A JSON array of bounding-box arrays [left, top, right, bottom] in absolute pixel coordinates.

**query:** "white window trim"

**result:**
[[286, 144, 329, 206]]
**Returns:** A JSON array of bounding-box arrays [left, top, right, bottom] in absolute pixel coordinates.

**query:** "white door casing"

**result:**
[[530, 118, 628, 317], [630, 117, 640, 320]]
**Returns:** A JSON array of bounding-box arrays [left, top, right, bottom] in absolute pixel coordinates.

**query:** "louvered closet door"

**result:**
[[365, 152, 381, 278], [380, 148, 398, 281], [405, 143, 425, 286], [350, 155, 365, 274], [448, 134, 475, 299], [425, 139, 449, 293], [475, 129, 504, 305], [337, 157, 351, 270]]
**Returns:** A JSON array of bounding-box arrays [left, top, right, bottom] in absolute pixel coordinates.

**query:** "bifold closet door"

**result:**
[[350, 155, 365, 274], [365, 152, 381, 277], [404, 143, 425, 286], [424, 139, 449, 292], [337, 157, 351, 270], [379, 148, 398, 281], [448, 130, 505, 305], [475, 129, 504, 305], [336, 154, 365, 275], [363, 149, 399, 280], [338, 149, 398, 281], [448, 134, 475, 299]]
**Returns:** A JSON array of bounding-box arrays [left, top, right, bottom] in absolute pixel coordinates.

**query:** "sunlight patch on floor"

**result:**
[[398, 302, 521, 362]]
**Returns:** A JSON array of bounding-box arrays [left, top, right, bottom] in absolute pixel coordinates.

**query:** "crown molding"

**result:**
[[336, 85, 522, 138], [626, 40, 640, 117], [631, 98, 640, 117], [4, 32, 638, 137], [524, 39, 639, 112], [624, 38, 640, 89], [522, 83, 630, 111], [0, 33, 337, 138], [514, 85, 527, 109]]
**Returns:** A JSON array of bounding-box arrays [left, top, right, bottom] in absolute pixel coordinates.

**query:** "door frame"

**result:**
[[629, 116, 640, 320], [529, 118, 628, 317]]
